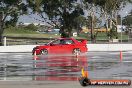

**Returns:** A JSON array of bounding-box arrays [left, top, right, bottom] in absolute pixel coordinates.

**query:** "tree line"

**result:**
[[0, 0, 132, 45]]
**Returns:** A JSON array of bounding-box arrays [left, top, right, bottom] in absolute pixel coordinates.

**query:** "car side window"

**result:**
[[52, 39, 74, 45], [63, 40, 74, 44], [60, 40, 65, 44]]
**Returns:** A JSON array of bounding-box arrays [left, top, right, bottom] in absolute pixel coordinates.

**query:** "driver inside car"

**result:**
[[60, 40, 66, 44]]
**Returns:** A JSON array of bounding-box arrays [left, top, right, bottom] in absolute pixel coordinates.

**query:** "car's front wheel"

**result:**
[[40, 49, 48, 55], [72, 48, 81, 55]]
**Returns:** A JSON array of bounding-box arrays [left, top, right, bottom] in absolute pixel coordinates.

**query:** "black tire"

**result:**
[[128, 80, 131, 85], [72, 48, 81, 55], [79, 77, 91, 86], [40, 49, 48, 55]]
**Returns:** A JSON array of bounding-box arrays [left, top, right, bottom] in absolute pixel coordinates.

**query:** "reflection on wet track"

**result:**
[[0, 53, 88, 81], [0, 52, 132, 81], [32, 55, 88, 81]]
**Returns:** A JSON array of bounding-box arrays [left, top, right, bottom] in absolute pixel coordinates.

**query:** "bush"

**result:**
[[24, 24, 38, 31]]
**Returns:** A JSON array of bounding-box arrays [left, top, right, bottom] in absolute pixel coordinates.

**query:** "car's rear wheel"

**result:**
[[40, 49, 48, 55], [72, 48, 81, 55]]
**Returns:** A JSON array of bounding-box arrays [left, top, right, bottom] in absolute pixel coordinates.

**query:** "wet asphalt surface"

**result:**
[[0, 51, 132, 88]]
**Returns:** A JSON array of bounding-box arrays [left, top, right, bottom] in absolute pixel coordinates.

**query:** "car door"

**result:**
[[49, 39, 63, 54], [60, 39, 75, 54]]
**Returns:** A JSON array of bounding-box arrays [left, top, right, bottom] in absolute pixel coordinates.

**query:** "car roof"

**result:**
[[57, 38, 79, 43]]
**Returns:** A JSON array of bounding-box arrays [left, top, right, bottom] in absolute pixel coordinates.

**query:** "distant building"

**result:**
[[81, 26, 110, 33], [18, 22, 45, 26], [117, 25, 126, 32]]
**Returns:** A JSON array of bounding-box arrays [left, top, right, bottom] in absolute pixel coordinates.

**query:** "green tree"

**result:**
[[96, 0, 132, 40], [73, 16, 86, 35], [0, 0, 27, 45], [27, 0, 131, 41], [27, 0, 84, 37], [123, 10, 132, 27], [25, 24, 38, 31], [83, 0, 132, 42], [122, 10, 132, 35]]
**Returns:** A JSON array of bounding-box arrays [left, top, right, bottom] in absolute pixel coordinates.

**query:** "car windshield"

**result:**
[[46, 39, 60, 45]]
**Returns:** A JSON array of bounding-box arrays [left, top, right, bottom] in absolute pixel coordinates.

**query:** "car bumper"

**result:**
[[32, 48, 40, 55]]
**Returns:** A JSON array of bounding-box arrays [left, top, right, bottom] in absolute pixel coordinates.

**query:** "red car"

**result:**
[[32, 38, 88, 55]]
